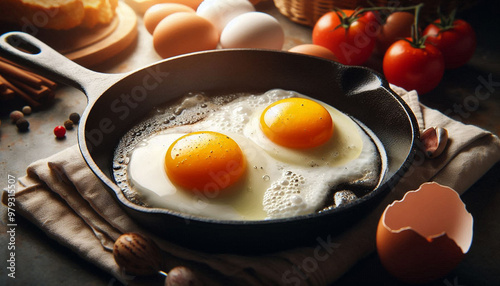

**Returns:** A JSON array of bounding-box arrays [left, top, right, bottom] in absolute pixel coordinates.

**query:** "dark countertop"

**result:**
[[1, 1, 499, 285]]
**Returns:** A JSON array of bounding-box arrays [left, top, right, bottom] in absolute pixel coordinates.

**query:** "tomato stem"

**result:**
[[435, 8, 457, 31], [411, 3, 430, 49], [359, 3, 427, 49], [331, 7, 357, 31], [330, 2, 426, 46], [354, 3, 422, 18]]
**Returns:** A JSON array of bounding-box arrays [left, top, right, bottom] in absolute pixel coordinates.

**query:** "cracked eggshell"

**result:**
[[376, 182, 473, 284]]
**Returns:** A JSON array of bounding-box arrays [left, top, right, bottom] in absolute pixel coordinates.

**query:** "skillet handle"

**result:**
[[0, 31, 123, 101]]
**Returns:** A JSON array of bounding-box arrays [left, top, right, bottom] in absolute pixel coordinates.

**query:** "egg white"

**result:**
[[129, 129, 284, 220], [244, 94, 364, 167], [126, 89, 382, 220]]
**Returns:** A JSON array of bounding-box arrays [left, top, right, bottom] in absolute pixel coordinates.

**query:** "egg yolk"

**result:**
[[260, 98, 334, 148], [164, 131, 246, 195]]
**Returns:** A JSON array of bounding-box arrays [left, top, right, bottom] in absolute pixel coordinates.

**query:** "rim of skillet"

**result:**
[[77, 48, 420, 227]]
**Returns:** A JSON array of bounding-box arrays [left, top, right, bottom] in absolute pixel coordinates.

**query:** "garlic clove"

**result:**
[[113, 232, 164, 276], [421, 127, 448, 158]]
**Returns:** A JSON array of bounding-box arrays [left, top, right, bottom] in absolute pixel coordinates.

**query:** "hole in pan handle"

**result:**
[[0, 31, 122, 102]]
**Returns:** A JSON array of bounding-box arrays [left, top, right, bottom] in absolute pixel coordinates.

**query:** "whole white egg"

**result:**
[[220, 12, 284, 50], [196, 0, 255, 35]]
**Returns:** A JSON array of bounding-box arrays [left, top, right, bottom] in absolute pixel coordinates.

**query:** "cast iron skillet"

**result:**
[[0, 32, 418, 253]]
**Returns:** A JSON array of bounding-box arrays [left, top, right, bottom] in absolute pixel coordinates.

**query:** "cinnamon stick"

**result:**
[[0, 56, 58, 105], [6, 77, 52, 100], [0, 60, 43, 88], [0, 87, 15, 101], [0, 57, 59, 89], [0, 75, 41, 107], [23, 69, 58, 89], [0, 56, 57, 89], [0, 56, 20, 67], [0, 80, 7, 92]]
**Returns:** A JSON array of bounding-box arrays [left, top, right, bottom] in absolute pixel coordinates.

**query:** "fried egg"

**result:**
[[113, 89, 383, 221]]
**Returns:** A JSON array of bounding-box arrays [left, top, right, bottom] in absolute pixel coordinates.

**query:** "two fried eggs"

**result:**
[[113, 89, 384, 221]]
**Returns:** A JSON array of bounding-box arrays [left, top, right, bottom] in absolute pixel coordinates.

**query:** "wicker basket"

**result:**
[[273, 0, 475, 27]]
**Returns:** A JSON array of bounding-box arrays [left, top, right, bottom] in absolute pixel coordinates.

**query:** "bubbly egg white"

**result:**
[[118, 89, 382, 221]]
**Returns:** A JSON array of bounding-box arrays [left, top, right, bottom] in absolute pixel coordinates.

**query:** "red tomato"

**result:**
[[383, 39, 445, 95], [423, 19, 476, 69], [375, 12, 414, 55], [363, 11, 382, 29], [312, 10, 379, 66]]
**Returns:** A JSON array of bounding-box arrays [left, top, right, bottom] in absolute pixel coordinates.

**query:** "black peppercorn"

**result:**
[[16, 118, 30, 132], [69, 112, 80, 124], [64, 119, 74, 130]]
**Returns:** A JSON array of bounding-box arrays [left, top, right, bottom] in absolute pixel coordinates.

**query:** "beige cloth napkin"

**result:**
[[3, 87, 500, 285]]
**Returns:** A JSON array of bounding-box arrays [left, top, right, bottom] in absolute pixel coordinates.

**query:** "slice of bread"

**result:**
[[0, 0, 85, 30], [0, 0, 117, 30], [81, 0, 117, 28], [81, 0, 103, 28], [98, 0, 118, 26]]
